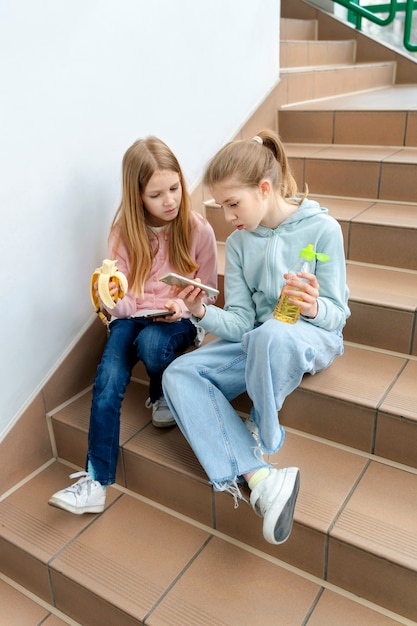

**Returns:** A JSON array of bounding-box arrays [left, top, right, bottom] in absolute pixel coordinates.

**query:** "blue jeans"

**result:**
[[163, 319, 343, 489], [87, 317, 197, 485]]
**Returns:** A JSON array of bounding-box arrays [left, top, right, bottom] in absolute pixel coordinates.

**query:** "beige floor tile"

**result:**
[[279, 110, 334, 143], [51, 381, 150, 445], [0, 392, 52, 496], [332, 461, 417, 567], [310, 195, 374, 221], [50, 494, 210, 625], [308, 589, 405, 625], [334, 111, 407, 145], [329, 462, 417, 620], [286, 69, 315, 103], [280, 17, 317, 41], [345, 301, 414, 353], [285, 142, 330, 157], [376, 409, 417, 469], [305, 159, 380, 198], [50, 381, 151, 482], [0, 463, 120, 603], [282, 385, 376, 452], [278, 432, 367, 532], [149, 536, 320, 626], [352, 201, 417, 227], [347, 263, 417, 310], [281, 41, 310, 67], [44, 615, 77, 626], [0, 578, 50, 625], [308, 144, 400, 161], [406, 110, 417, 145], [379, 359, 417, 420], [43, 318, 106, 413], [124, 422, 205, 480], [383, 146, 417, 163], [380, 162, 417, 202], [123, 423, 213, 525]]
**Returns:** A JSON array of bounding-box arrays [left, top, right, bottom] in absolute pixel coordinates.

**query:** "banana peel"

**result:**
[[91, 259, 128, 323]]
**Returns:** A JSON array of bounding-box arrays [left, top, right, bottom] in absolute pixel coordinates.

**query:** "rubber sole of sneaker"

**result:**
[[48, 498, 105, 515], [263, 467, 300, 545], [152, 418, 177, 428]]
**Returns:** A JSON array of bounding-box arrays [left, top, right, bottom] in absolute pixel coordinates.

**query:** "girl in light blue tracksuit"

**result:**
[[163, 129, 350, 545]]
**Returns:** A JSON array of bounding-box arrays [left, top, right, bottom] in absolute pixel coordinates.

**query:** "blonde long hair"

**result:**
[[203, 129, 307, 202], [111, 137, 198, 296]]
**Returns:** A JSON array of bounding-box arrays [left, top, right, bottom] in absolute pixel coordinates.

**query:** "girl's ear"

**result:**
[[259, 179, 271, 197]]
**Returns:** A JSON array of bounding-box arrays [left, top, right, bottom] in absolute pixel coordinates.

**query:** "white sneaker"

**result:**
[[250, 467, 300, 544], [48, 471, 106, 515], [146, 395, 176, 428]]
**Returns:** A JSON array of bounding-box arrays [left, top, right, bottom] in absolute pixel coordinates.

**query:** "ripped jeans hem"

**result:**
[[210, 467, 271, 509]]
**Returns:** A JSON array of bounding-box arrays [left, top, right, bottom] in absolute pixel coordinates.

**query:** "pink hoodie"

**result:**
[[102, 211, 218, 319]]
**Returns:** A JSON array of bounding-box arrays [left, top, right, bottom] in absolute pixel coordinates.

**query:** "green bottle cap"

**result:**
[[300, 244, 330, 263]]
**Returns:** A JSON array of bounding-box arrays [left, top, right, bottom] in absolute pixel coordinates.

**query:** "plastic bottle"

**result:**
[[273, 244, 329, 324]]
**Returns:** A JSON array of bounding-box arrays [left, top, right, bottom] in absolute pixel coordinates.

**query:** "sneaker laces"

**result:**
[[145, 397, 154, 409], [145, 396, 169, 411], [64, 471, 95, 494], [244, 417, 264, 462]]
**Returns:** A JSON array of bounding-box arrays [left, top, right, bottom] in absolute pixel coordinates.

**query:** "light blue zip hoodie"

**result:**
[[197, 199, 350, 342]]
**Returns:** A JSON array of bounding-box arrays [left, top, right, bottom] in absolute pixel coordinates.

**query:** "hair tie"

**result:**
[[252, 135, 263, 145]]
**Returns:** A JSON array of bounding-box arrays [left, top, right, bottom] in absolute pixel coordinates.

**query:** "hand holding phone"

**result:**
[[144, 310, 175, 319], [159, 273, 219, 298]]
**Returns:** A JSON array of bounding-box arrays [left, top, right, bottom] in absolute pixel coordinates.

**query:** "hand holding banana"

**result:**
[[90, 259, 128, 313]]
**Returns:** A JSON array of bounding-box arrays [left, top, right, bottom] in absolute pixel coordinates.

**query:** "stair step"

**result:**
[[279, 107, 417, 147], [11, 373, 412, 621], [280, 39, 356, 68], [310, 196, 417, 271], [286, 143, 417, 202], [2, 459, 412, 626], [280, 17, 318, 41], [49, 342, 417, 471], [281, 343, 417, 464], [345, 263, 417, 353], [280, 62, 396, 104]]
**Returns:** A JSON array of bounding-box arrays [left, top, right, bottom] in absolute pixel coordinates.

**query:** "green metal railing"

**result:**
[[329, 0, 417, 52]]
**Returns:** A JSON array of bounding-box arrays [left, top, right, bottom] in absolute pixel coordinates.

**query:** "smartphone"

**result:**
[[144, 310, 175, 319], [159, 273, 219, 298]]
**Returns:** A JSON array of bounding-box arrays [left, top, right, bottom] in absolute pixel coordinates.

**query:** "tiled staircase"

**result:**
[[2, 2, 417, 625]]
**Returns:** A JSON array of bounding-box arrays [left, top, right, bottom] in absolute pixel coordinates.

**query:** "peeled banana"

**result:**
[[90, 259, 128, 312]]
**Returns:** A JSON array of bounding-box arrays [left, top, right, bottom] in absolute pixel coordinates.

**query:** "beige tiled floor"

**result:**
[[2, 459, 414, 625]]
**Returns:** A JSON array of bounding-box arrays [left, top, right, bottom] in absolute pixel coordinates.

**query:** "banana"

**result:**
[[90, 259, 128, 312]]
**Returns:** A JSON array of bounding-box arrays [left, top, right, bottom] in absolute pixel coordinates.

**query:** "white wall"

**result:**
[[0, 0, 280, 439]]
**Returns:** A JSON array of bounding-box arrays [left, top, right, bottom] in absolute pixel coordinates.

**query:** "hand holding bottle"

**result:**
[[274, 244, 329, 324], [281, 271, 320, 319]]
